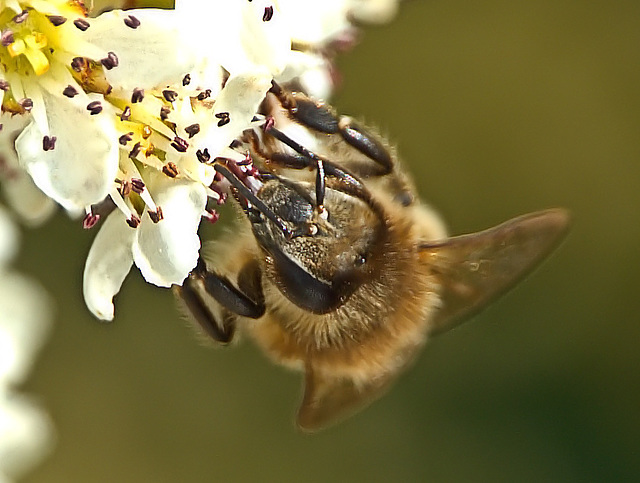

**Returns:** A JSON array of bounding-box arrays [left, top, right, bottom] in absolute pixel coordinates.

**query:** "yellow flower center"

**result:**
[[0, 1, 86, 77]]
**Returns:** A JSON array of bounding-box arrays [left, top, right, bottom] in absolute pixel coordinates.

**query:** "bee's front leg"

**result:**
[[268, 82, 392, 176], [176, 258, 265, 343]]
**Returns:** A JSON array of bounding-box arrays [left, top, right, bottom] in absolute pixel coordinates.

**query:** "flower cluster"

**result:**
[[0, 0, 401, 323], [0, 207, 53, 483], [0, 0, 401, 479]]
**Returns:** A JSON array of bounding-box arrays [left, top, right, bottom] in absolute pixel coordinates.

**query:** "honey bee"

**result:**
[[176, 85, 570, 431]]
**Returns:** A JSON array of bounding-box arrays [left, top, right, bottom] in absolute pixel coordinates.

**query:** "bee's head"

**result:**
[[246, 177, 386, 314]]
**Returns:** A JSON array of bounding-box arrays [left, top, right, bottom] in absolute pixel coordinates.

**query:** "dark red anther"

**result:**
[[82, 212, 101, 229], [215, 112, 230, 127], [126, 214, 141, 228], [131, 88, 144, 103], [171, 136, 188, 153], [203, 209, 220, 224], [131, 178, 145, 193], [47, 15, 67, 26], [120, 106, 132, 121], [148, 207, 163, 223], [74, 18, 90, 31], [196, 148, 211, 163], [42, 136, 56, 151], [124, 15, 140, 29], [162, 162, 179, 178], [100, 52, 119, 70], [86, 101, 102, 115]]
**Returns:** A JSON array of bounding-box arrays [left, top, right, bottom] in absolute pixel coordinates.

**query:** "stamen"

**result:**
[[142, 125, 152, 139], [42, 136, 56, 151], [126, 214, 141, 228], [196, 89, 211, 101], [131, 178, 145, 194], [215, 112, 230, 127], [110, 187, 135, 220], [160, 106, 170, 120], [12, 11, 28, 24], [185, 123, 200, 138], [120, 106, 131, 121], [119, 132, 133, 145], [202, 209, 219, 224], [63, 85, 78, 98], [128, 142, 141, 159], [124, 15, 141, 29], [82, 212, 100, 229], [74, 19, 90, 31], [0, 80, 8, 91], [86, 101, 103, 115], [162, 162, 179, 178], [162, 89, 178, 102], [131, 88, 144, 103], [71, 57, 86, 72], [138, 187, 158, 213], [117, 179, 131, 196], [18, 98, 33, 112], [263, 6, 274, 22], [182, 74, 191, 86], [100, 52, 119, 70], [171, 136, 188, 153], [1, 30, 14, 47], [148, 207, 163, 223], [196, 148, 211, 163], [47, 15, 67, 26]]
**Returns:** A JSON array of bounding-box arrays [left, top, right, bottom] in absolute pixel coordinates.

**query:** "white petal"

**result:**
[[83, 210, 135, 321], [202, 70, 272, 156], [0, 271, 51, 385], [349, 0, 399, 24], [276, 0, 350, 44], [15, 89, 118, 212], [0, 391, 54, 482], [1, 172, 56, 227], [78, 9, 197, 91], [178, 0, 290, 76], [133, 176, 206, 288], [237, 0, 291, 75]]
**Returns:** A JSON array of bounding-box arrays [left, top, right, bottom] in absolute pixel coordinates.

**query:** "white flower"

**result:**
[[81, 2, 292, 320], [0, 207, 53, 482], [273, 0, 401, 98], [0, 113, 55, 226], [0, 1, 197, 213]]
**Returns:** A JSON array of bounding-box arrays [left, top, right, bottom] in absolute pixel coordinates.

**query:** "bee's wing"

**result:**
[[420, 208, 570, 336], [296, 357, 417, 432]]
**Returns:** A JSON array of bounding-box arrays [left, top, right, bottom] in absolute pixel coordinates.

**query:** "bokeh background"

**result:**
[[14, 0, 640, 481]]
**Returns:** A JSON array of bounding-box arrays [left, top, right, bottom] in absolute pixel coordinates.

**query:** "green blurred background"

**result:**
[[14, 0, 640, 481]]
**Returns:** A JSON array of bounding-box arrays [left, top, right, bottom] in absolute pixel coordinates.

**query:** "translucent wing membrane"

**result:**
[[421, 209, 570, 336]]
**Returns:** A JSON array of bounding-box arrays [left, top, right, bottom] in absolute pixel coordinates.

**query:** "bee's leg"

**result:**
[[177, 258, 265, 343], [336, 117, 392, 175], [261, 126, 375, 207], [194, 258, 265, 319], [269, 83, 392, 175], [176, 279, 236, 344]]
